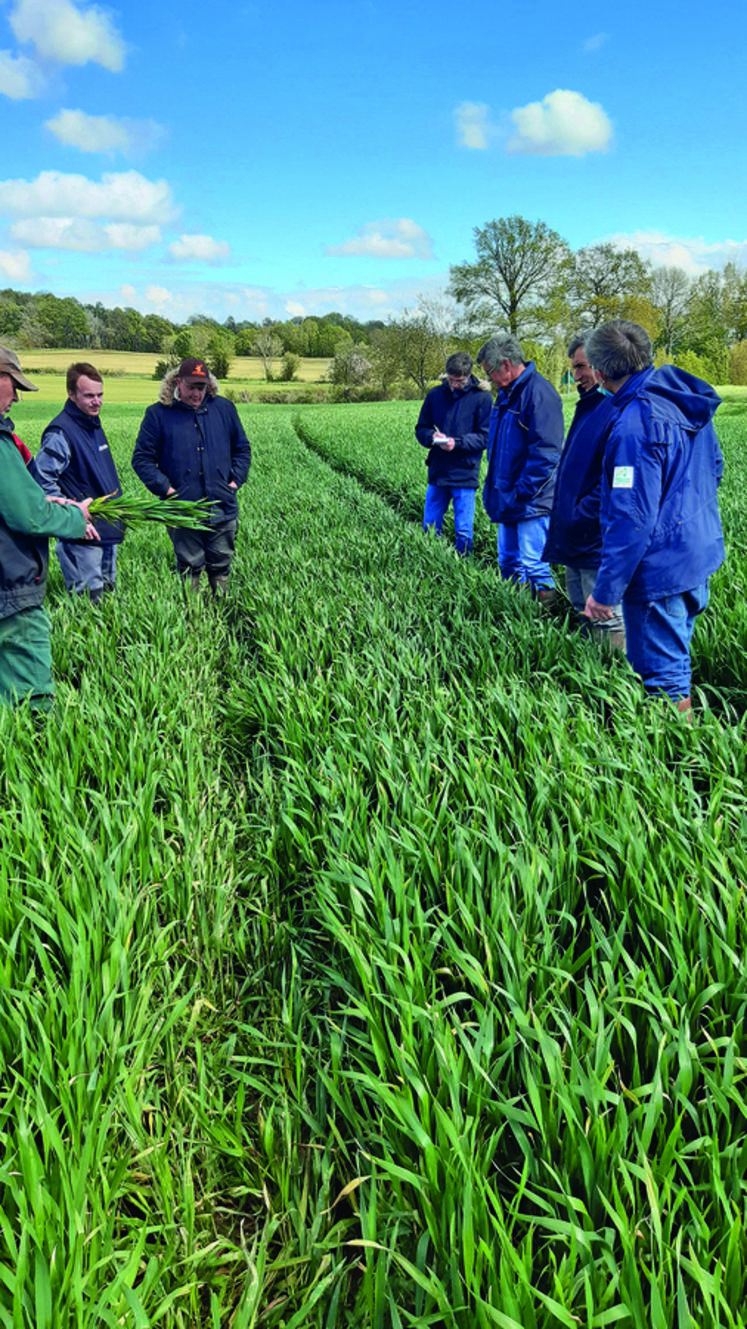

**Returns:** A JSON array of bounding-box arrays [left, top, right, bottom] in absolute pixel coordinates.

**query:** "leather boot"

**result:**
[[677, 696, 692, 716]]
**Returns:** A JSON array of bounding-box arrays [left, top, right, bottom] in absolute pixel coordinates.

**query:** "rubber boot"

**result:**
[[536, 586, 558, 610], [88, 587, 104, 607], [208, 574, 229, 597], [183, 573, 202, 596]]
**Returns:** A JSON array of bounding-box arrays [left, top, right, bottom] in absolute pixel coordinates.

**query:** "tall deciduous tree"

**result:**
[[651, 265, 691, 355], [370, 300, 451, 396], [571, 243, 654, 327], [448, 216, 572, 338], [251, 328, 284, 380]]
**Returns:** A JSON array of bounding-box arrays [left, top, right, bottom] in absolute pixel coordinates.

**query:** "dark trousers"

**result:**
[[169, 517, 238, 578]]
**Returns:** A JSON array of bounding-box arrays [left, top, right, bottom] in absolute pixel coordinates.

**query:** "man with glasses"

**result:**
[[34, 361, 124, 604], [132, 357, 251, 594], [414, 352, 491, 555]]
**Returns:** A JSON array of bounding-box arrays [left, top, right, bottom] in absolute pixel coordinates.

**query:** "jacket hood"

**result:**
[[439, 373, 491, 394], [643, 365, 722, 429], [159, 366, 220, 406]]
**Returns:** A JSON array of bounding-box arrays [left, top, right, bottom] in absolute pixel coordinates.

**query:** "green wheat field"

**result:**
[[2, 393, 747, 1327]]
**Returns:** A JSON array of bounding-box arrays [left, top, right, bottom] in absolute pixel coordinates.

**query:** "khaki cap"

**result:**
[[0, 344, 38, 392]]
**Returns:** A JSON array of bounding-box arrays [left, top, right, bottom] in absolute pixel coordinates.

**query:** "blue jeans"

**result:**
[[498, 517, 553, 591], [565, 566, 624, 635], [57, 541, 117, 595], [623, 583, 709, 700], [423, 484, 477, 555]]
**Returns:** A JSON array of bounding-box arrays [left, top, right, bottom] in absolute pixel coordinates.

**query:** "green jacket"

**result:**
[[0, 417, 86, 620]]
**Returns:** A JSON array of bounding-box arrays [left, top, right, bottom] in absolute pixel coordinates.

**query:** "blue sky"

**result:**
[[1, 0, 745, 325]]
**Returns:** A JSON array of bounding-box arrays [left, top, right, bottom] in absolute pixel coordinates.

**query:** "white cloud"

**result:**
[[10, 215, 161, 251], [168, 233, 231, 263], [104, 223, 161, 250], [455, 102, 492, 150], [327, 218, 434, 260], [144, 285, 172, 308], [285, 300, 306, 318], [45, 109, 166, 157], [0, 247, 32, 281], [0, 49, 47, 98], [584, 33, 608, 52], [507, 89, 612, 156], [10, 0, 126, 71], [605, 230, 747, 276], [0, 170, 177, 223], [120, 283, 137, 301]]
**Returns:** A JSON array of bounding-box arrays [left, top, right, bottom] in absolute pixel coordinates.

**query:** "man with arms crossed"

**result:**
[[477, 334, 563, 603], [584, 320, 725, 713], [33, 362, 124, 604]]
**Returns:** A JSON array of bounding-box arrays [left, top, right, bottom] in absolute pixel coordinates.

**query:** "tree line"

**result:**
[[2, 215, 746, 393]]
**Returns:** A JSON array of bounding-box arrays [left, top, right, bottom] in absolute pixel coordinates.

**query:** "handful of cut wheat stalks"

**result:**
[[86, 494, 216, 530]]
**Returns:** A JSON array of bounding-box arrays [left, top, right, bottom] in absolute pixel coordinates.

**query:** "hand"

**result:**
[[166, 486, 177, 496], [433, 432, 455, 451], [584, 594, 613, 621], [77, 497, 101, 542], [46, 494, 72, 506], [229, 480, 237, 489]]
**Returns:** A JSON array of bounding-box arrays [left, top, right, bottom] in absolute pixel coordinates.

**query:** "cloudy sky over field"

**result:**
[[0, 0, 745, 323]]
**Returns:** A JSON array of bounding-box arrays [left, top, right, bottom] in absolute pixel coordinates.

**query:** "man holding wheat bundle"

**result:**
[[132, 357, 251, 595], [0, 346, 99, 709]]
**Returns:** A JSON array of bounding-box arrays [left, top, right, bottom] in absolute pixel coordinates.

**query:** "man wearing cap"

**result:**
[[0, 345, 100, 708], [132, 357, 251, 593], [32, 362, 124, 605]]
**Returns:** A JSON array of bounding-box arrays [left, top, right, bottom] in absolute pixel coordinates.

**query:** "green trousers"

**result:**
[[0, 607, 55, 709]]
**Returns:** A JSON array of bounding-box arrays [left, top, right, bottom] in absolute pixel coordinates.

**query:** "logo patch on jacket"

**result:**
[[612, 466, 634, 488]]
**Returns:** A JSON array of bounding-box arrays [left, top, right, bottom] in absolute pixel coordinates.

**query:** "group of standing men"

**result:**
[[0, 349, 251, 709], [415, 319, 725, 712]]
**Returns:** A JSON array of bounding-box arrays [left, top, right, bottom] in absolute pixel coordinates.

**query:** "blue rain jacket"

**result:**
[[415, 375, 492, 489], [543, 387, 617, 568], [482, 362, 563, 523], [593, 366, 725, 605]]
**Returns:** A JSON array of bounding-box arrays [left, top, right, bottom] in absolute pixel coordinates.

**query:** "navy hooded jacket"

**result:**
[[482, 362, 563, 523], [593, 366, 725, 605], [415, 375, 491, 489], [543, 387, 617, 568]]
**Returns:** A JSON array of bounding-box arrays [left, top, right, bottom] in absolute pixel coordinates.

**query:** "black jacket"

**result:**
[[415, 375, 491, 489]]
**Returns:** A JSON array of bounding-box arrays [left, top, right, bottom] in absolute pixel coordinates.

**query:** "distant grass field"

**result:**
[[15, 350, 332, 404]]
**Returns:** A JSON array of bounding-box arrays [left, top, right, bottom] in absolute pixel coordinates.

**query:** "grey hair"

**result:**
[[567, 330, 593, 358], [476, 333, 524, 372], [445, 351, 473, 377], [585, 320, 653, 380]]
